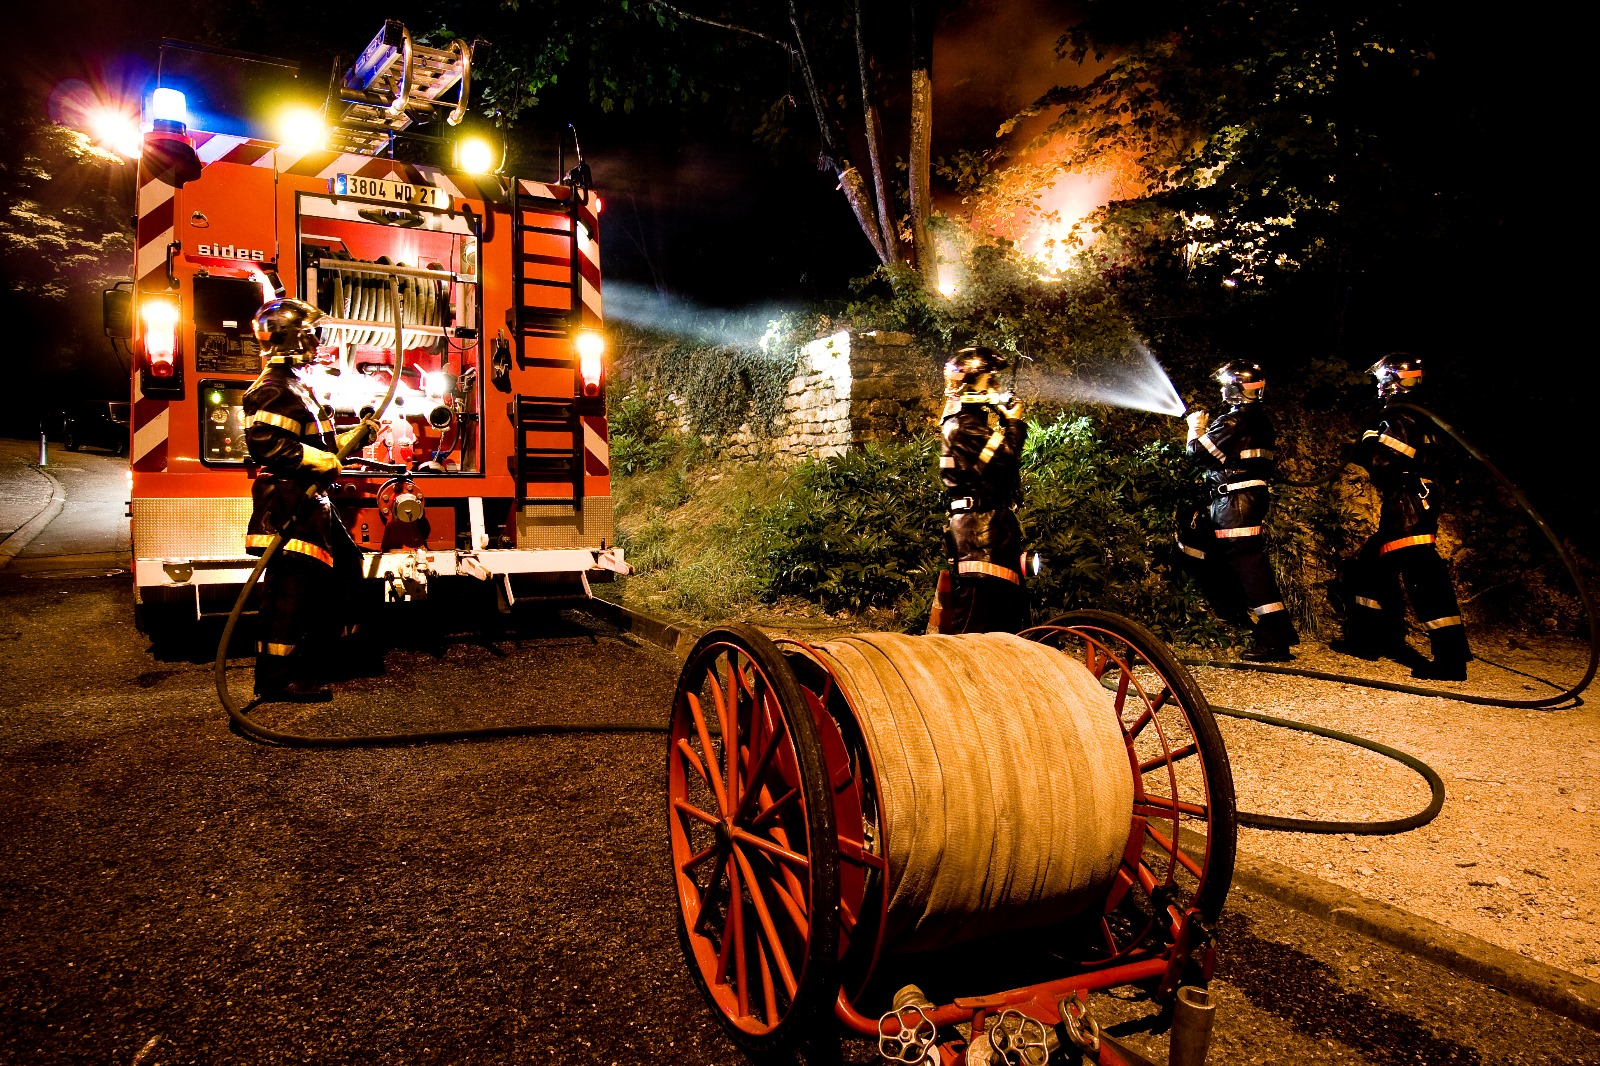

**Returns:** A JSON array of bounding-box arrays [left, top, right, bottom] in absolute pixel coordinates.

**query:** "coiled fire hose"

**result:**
[[1181, 402, 1598, 833], [212, 276, 663, 747]]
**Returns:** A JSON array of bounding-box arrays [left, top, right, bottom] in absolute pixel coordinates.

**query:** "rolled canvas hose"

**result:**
[[807, 632, 1133, 952]]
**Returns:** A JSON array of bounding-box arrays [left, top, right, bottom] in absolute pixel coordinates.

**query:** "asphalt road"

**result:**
[[2, 449, 1597, 1063]]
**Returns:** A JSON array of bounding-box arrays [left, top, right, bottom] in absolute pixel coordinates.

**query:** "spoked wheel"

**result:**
[[1022, 610, 1236, 966], [668, 624, 841, 1055]]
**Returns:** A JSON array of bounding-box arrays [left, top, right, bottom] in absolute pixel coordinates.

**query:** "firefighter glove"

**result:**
[[301, 446, 343, 476], [1186, 410, 1209, 442], [337, 418, 380, 455], [998, 392, 1024, 420]]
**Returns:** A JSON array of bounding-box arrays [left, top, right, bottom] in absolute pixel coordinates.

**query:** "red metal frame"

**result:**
[[668, 638, 822, 1037]]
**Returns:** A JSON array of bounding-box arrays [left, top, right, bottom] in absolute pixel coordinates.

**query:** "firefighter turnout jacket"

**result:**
[[1345, 403, 1470, 671], [1353, 406, 1446, 541], [1187, 402, 1276, 535], [940, 394, 1028, 583], [1179, 401, 1294, 654], [243, 358, 346, 567]]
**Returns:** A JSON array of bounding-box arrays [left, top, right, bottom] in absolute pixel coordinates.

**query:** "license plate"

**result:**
[[333, 173, 450, 210]]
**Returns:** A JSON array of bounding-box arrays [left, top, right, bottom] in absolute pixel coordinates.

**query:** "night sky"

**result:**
[[3, 1, 1586, 539]]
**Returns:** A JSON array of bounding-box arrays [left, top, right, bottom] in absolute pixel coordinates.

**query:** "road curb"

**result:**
[[591, 598, 1600, 1033], [1233, 852, 1600, 1031], [0, 465, 65, 572]]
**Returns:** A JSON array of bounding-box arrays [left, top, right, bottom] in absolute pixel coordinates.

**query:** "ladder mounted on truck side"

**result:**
[[507, 179, 588, 506]]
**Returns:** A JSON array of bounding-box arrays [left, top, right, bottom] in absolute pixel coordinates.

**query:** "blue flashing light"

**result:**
[[150, 87, 188, 124]]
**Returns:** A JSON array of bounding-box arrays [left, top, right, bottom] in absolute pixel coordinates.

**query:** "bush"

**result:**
[[755, 415, 1237, 643], [759, 440, 947, 617], [1019, 416, 1229, 642], [606, 387, 678, 476]]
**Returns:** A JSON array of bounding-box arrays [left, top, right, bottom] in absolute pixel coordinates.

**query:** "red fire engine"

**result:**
[[117, 26, 625, 638]]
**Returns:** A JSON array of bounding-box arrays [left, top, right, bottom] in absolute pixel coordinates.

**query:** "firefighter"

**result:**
[[1339, 353, 1472, 680], [930, 345, 1031, 634], [1177, 361, 1297, 661], [243, 298, 375, 701]]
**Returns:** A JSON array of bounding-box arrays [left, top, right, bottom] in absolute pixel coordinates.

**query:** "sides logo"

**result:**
[[196, 242, 267, 262]]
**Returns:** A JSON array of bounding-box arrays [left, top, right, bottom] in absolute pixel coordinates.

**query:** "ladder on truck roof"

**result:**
[[508, 180, 584, 505], [329, 21, 484, 157]]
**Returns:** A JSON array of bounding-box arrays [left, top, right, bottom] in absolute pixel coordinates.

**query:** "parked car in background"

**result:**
[[61, 402, 130, 456]]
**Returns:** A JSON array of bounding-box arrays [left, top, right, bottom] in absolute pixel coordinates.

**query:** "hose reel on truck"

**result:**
[[668, 612, 1234, 1063]]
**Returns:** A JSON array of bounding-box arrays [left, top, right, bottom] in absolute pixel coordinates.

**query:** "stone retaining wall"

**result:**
[[713, 330, 942, 461]]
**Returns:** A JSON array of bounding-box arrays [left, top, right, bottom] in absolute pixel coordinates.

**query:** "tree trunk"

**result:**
[[855, 0, 898, 261], [908, 1, 934, 283], [789, 0, 890, 265], [836, 163, 890, 265]]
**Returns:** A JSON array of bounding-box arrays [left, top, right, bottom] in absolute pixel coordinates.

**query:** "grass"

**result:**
[[604, 447, 784, 625]]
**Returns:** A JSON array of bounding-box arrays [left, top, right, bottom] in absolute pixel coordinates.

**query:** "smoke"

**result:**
[[1022, 337, 1186, 417], [605, 282, 796, 353]]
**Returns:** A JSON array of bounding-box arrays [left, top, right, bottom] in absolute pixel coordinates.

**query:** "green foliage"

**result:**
[[606, 386, 678, 476], [760, 440, 947, 617], [1019, 416, 1225, 641], [754, 416, 1233, 643], [612, 320, 802, 441]]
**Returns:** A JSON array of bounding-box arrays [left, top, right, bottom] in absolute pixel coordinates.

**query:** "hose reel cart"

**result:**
[[667, 610, 1236, 1064]]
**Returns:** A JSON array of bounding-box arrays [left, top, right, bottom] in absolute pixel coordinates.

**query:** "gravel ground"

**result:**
[[1187, 632, 1600, 985], [5, 570, 1597, 1063]]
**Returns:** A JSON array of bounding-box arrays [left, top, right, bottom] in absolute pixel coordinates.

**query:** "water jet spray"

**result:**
[[1021, 337, 1186, 417]]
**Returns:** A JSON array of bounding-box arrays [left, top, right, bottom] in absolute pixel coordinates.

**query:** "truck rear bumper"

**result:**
[[133, 546, 631, 609]]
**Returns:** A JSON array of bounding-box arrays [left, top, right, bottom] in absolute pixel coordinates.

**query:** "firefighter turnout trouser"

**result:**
[[934, 566, 1028, 635], [1178, 511, 1294, 652], [254, 531, 364, 694], [1347, 532, 1471, 665]]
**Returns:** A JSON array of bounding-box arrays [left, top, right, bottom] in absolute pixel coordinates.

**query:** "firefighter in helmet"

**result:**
[[930, 345, 1031, 634], [1338, 354, 1471, 680], [243, 298, 375, 701], [1177, 361, 1297, 661]]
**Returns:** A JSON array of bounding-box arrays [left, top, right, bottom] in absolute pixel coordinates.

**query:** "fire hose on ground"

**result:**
[[1177, 402, 1598, 835], [214, 339, 1590, 835]]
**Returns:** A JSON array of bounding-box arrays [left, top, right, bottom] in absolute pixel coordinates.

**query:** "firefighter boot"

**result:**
[[1242, 612, 1294, 662], [1412, 624, 1471, 682]]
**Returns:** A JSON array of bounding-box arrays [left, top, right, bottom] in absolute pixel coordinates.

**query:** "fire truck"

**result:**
[[112, 25, 625, 638]]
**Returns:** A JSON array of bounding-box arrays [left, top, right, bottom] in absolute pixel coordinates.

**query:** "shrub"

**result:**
[[755, 415, 1237, 643], [606, 387, 677, 476], [759, 440, 947, 616]]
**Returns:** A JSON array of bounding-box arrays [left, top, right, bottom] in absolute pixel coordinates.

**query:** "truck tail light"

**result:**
[[139, 295, 184, 398], [575, 329, 605, 398]]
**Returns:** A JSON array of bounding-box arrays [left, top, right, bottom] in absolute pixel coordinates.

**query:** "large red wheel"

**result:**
[[1023, 610, 1236, 967], [668, 624, 842, 1055]]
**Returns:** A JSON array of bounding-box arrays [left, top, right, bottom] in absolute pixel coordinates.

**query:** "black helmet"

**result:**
[[944, 345, 1007, 396], [1369, 352, 1424, 401], [1215, 360, 1266, 405], [252, 297, 325, 364]]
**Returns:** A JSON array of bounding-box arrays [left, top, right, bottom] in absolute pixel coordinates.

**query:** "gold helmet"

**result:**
[[251, 298, 326, 365], [1215, 360, 1266, 405], [944, 345, 1007, 397], [1369, 353, 1424, 401]]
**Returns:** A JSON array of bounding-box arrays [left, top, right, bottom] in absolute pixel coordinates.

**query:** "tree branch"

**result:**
[[649, 3, 795, 57]]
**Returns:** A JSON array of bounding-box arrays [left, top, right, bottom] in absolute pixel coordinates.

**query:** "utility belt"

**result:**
[[948, 494, 1004, 514], [1209, 478, 1270, 498]]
